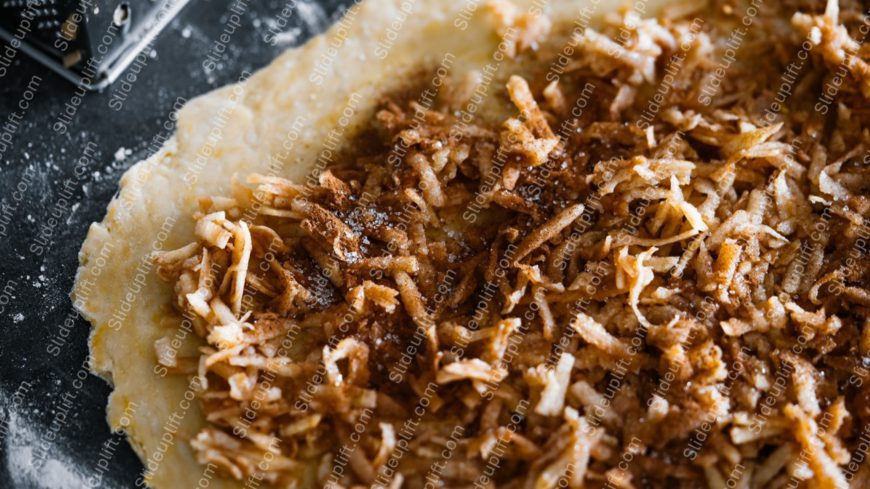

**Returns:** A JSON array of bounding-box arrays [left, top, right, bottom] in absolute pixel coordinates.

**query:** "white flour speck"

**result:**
[[273, 27, 303, 45], [296, 0, 329, 31]]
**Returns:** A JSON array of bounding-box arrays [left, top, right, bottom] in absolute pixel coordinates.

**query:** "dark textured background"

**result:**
[[0, 1, 351, 487]]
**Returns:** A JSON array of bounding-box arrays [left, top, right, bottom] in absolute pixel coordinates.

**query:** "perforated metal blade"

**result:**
[[0, 0, 191, 90]]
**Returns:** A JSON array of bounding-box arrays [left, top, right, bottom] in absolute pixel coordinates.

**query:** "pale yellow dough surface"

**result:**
[[73, 0, 671, 487]]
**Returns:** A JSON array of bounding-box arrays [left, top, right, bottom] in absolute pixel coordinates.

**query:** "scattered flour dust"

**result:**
[[4, 407, 91, 489]]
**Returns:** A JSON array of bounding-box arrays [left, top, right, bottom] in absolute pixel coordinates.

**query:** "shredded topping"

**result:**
[[151, 1, 870, 487]]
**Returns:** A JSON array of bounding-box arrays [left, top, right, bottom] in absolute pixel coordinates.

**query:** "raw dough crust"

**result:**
[[73, 0, 672, 487]]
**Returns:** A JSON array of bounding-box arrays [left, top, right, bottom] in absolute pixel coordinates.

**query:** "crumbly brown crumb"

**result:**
[[152, 0, 870, 487]]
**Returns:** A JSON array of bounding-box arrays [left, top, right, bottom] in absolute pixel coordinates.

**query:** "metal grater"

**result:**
[[0, 0, 191, 90]]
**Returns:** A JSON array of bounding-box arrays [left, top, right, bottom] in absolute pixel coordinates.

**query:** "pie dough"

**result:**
[[73, 0, 673, 487]]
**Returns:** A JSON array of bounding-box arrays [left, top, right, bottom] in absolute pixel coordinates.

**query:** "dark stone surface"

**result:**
[[0, 1, 351, 487]]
